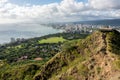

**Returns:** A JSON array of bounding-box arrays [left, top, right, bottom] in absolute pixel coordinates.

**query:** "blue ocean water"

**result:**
[[0, 23, 61, 44]]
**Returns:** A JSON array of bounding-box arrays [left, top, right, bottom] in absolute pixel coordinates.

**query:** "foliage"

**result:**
[[0, 32, 89, 80], [35, 30, 120, 80], [106, 30, 120, 55], [0, 62, 41, 80], [0, 32, 88, 63]]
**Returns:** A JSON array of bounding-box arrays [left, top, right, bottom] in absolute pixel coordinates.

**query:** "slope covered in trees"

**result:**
[[0, 32, 88, 80]]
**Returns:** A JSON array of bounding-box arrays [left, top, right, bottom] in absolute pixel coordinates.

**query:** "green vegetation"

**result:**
[[115, 61, 120, 70], [1, 30, 120, 80], [96, 67, 101, 74], [39, 37, 66, 44], [106, 30, 120, 55], [0, 32, 89, 80], [35, 34, 95, 80], [35, 30, 120, 80], [0, 63, 41, 80]]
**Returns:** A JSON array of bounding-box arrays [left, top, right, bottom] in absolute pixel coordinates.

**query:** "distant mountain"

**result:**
[[35, 29, 120, 80], [74, 19, 120, 26]]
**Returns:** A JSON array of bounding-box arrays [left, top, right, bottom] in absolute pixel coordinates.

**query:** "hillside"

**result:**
[[35, 29, 120, 80], [0, 32, 88, 80], [0, 32, 88, 63]]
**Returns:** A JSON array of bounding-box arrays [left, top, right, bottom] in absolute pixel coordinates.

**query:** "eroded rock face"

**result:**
[[35, 30, 120, 80]]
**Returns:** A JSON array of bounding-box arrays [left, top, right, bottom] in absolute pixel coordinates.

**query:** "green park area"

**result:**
[[39, 37, 66, 44]]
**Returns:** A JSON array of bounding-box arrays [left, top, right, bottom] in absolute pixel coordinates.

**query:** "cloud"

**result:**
[[0, 0, 7, 3], [89, 0, 120, 9], [0, 0, 120, 24]]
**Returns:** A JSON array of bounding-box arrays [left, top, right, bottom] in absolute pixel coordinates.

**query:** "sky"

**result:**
[[0, 0, 120, 24]]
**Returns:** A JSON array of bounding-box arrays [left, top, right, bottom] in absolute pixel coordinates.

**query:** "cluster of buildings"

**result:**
[[10, 37, 26, 43], [51, 23, 120, 33]]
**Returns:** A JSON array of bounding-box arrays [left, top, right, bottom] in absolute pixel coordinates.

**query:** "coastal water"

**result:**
[[0, 23, 62, 44]]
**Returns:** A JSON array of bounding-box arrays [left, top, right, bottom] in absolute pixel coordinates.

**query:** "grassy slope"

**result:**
[[0, 60, 47, 80], [0, 32, 89, 80], [39, 37, 66, 44], [35, 30, 120, 80]]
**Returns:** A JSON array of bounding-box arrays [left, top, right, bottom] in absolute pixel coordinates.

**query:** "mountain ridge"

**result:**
[[35, 29, 120, 80]]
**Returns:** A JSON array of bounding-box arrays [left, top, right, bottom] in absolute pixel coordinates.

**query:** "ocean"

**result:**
[[0, 23, 62, 44]]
